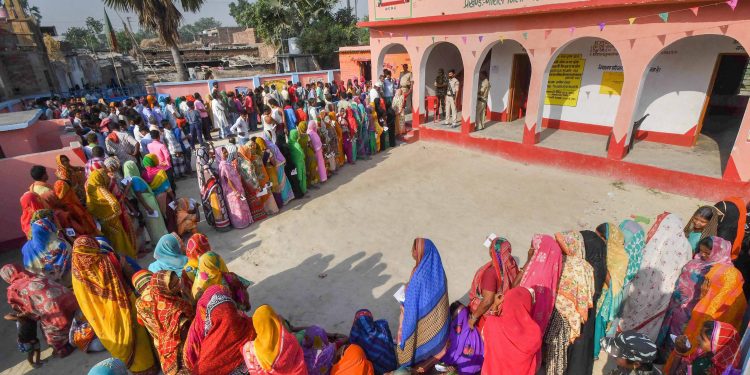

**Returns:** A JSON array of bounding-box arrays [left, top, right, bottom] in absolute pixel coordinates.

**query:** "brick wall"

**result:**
[[232, 29, 258, 45], [339, 50, 370, 81]]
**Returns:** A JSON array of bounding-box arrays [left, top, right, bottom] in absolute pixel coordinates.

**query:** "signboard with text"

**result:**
[[370, 0, 587, 21], [545, 54, 586, 107]]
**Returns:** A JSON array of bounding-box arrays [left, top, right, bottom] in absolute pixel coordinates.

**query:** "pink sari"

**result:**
[[520, 234, 563, 335], [217, 147, 252, 229], [307, 120, 328, 182]]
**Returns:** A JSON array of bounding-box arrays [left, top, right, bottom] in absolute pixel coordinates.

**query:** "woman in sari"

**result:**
[[242, 304, 307, 375], [1, 264, 78, 357], [184, 285, 255, 375], [392, 89, 406, 135], [349, 309, 398, 374], [298, 122, 320, 188], [684, 206, 720, 252], [141, 153, 173, 219], [396, 238, 450, 371], [122, 160, 168, 243], [441, 303, 484, 374], [19, 192, 47, 238], [593, 222, 628, 358], [618, 213, 692, 341], [565, 230, 608, 375], [331, 345, 374, 375], [264, 131, 295, 204], [307, 120, 328, 183], [664, 237, 746, 373], [217, 146, 252, 229], [191, 251, 251, 310], [519, 234, 563, 335], [481, 287, 542, 375], [86, 168, 137, 257], [330, 109, 346, 168], [56, 154, 86, 203], [71, 236, 158, 375], [243, 141, 280, 216], [134, 270, 194, 375], [288, 129, 308, 195], [656, 235, 735, 362], [22, 217, 72, 284], [467, 237, 519, 331], [181, 233, 211, 293], [54, 177, 98, 236], [715, 198, 747, 260], [195, 144, 232, 232], [673, 321, 742, 375], [255, 138, 284, 208], [301, 325, 336, 375], [338, 108, 355, 164], [148, 233, 188, 274], [233, 142, 268, 222]]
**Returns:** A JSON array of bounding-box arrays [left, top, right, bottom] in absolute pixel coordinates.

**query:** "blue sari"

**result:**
[[148, 233, 188, 274], [21, 218, 71, 282], [350, 309, 398, 374], [397, 238, 450, 368]]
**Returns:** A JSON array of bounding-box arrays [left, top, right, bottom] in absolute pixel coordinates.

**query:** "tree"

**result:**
[[19, 0, 41, 23], [178, 17, 222, 42], [63, 27, 93, 50], [298, 9, 369, 68], [115, 30, 133, 54], [103, 0, 206, 81], [85, 17, 104, 50]]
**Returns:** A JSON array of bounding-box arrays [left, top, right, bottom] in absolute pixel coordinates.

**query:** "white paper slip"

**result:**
[[168, 201, 177, 210], [383, 127, 389, 132], [291, 168, 297, 176], [65, 228, 76, 237], [121, 176, 132, 185], [483, 233, 498, 248], [146, 210, 159, 218], [393, 284, 406, 303], [189, 198, 197, 209], [256, 187, 268, 197]]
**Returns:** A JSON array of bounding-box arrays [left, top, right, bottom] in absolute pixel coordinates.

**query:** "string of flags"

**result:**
[[370, 0, 741, 46]]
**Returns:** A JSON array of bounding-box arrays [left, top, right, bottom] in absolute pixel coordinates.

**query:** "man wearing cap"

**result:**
[[602, 331, 662, 374]]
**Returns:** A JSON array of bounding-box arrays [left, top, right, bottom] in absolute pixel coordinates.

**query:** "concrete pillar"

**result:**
[[724, 29, 750, 182], [523, 48, 554, 145], [460, 49, 478, 134]]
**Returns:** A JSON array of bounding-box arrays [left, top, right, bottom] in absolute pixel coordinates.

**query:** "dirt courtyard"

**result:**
[[0, 141, 703, 374]]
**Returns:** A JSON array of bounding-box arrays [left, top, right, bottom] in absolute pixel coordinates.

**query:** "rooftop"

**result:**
[[0, 109, 42, 132]]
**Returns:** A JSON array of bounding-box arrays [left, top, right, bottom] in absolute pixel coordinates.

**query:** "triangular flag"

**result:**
[[528, 49, 535, 56], [471, 51, 476, 57], [461, 36, 468, 44], [416, 46, 420, 52], [405, 34, 409, 41], [389, 32, 393, 37], [499, 35, 505, 43], [478, 35, 484, 42], [727, 0, 738, 10], [629, 39, 636, 48], [690, 7, 700, 16], [544, 30, 552, 39], [686, 30, 694, 36], [378, 30, 383, 37], [569, 26, 576, 34], [720, 24, 729, 34], [628, 17, 636, 25], [657, 34, 667, 45], [431, 36, 435, 44], [377, 39, 381, 44], [659, 12, 669, 22], [550, 47, 556, 55], [522, 32, 528, 40], [598, 22, 606, 31]]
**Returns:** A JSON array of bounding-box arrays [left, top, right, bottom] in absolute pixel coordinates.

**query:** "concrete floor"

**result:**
[[470, 119, 526, 143]]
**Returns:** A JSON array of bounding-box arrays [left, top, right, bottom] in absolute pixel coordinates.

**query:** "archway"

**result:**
[[626, 35, 749, 178], [376, 43, 413, 121], [419, 42, 464, 131], [471, 39, 531, 142], [536, 37, 624, 156]]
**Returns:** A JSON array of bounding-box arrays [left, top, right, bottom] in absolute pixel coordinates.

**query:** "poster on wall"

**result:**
[[262, 78, 289, 92], [374, 0, 412, 20], [545, 54, 586, 107], [599, 72, 624, 95]]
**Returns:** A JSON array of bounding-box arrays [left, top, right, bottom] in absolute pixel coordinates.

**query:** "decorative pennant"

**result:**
[[389, 32, 393, 37], [378, 30, 384, 37], [528, 48, 535, 56], [720, 24, 729, 34], [569, 26, 576, 34], [727, 0, 738, 11], [628, 17, 636, 25], [499, 35, 505, 43], [690, 6, 700, 16], [550, 47, 556, 55], [416, 46, 420, 52], [471, 51, 476, 57], [685, 30, 694, 36], [405, 34, 409, 41], [377, 39, 381, 44], [461, 36, 468, 44], [478, 35, 484, 42], [431, 36, 435, 44], [522, 32, 528, 40], [657, 34, 667, 45], [658, 12, 669, 22], [629, 39, 636, 48], [598, 22, 606, 31], [544, 29, 552, 39]]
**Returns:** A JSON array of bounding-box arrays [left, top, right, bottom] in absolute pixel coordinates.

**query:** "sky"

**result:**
[[30, 0, 369, 33]]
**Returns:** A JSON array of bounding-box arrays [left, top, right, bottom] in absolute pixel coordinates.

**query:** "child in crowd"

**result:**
[[231, 112, 250, 145], [4, 313, 42, 368], [601, 331, 661, 375], [674, 320, 740, 375]]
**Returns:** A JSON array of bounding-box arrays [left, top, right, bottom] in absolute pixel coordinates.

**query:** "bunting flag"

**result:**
[[461, 36, 468, 44], [690, 6, 700, 15], [629, 39, 636, 48], [471, 51, 477, 57], [657, 34, 667, 45], [522, 32, 528, 40], [727, 0, 738, 10], [405, 34, 409, 41], [628, 17, 636, 25], [598, 22, 606, 31], [544, 29, 552, 39], [104, 9, 118, 52], [499, 34, 505, 43], [431, 36, 435, 44], [478, 35, 484, 42], [720, 24, 729, 34], [569, 26, 576, 34], [659, 12, 669, 22]]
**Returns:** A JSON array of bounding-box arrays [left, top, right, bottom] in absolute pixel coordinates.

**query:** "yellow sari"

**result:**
[[191, 251, 229, 300], [85, 169, 136, 257], [370, 104, 383, 152], [71, 236, 157, 374]]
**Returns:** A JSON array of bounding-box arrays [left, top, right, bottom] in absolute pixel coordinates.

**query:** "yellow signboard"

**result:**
[[545, 54, 586, 107], [600, 71, 624, 96]]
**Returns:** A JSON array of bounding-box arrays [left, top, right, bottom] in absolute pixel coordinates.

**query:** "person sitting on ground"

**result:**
[[601, 331, 661, 375], [242, 304, 307, 374]]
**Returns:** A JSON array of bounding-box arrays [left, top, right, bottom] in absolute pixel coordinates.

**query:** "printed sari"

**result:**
[[593, 223, 628, 358], [243, 304, 307, 375], [468, 237, 519, 330], [191, 251, 252, 310], [21, 218, 72, 284], [217, 146, 252, 229], [85, 169, 136, 257], [20, 191, 47, 238], [349, 309, 398, 374], [234, 143, 268, 222], [520, 234, 564, 335], [181, 233, 212, 294], [56, 154, 86, 203], [195, 144, 231, 231], [122, 160, 168, 243], [54, 179, 98, 236]]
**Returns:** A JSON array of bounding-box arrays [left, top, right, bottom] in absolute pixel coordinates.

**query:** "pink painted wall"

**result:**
[[0, 146, 85, 244], [216, 78, 256, 93], [299, 73, 328, 85], [0, 119, 73, 158], [154, 82, 210, 99]]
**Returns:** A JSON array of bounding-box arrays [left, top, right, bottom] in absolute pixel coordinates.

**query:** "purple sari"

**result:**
[[302, 326, 336, 374], [441, 305, 484, 374], [307, 120, 328, 182], [217, 146, 252, 229]]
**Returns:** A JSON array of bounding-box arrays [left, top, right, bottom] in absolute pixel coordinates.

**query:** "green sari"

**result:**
[[123, 161, 168, 243], [288, 130, 307, 194]]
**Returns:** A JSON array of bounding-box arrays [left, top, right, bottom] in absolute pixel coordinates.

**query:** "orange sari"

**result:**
[[54, 180, 98, 236]]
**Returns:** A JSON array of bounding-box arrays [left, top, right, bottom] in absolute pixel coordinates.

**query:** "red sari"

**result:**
[[20, 192, 46, 238], [468, 237, 519, 330]]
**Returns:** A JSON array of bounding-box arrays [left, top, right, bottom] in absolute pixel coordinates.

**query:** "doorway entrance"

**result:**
[[359, 61, 373, 82], [508, 54, 532, 122], [697, 54, 750, 145]]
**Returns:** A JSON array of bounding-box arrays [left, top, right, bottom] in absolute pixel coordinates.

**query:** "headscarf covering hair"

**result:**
[[191, 251, 228, 299], [141, 154, 170, 194], [553, 231, 595, 343], [331, 345, 375, 375], [714, 198, 747, 260], [20, 192, 46, 238], [593, 222, 628, 357], [148, 233, 188, 274], [520, 234, 564, 335], [87, 358, 128, 375], [301, 325, 336, 375], [349, 309, 397, 374], [22, 217, 71, 281], [243, 304, 309, 374], [708, 321, 741, 374]]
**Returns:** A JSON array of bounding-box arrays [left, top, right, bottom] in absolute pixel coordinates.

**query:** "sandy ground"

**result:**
[[0, 140, 704, 374]]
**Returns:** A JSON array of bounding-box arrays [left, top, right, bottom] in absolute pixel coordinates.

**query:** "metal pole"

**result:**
[[354, 0, 358, 20]]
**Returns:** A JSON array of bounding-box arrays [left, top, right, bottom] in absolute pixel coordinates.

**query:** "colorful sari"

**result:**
[[56, 154, 86, 203], [619, 213, 692, 341], [233, 143, 268, 222], [481, 287, 542, 375], [243, 304, 307, 375], [331, 345, 375, 375], [715, 198, 747, 260], [141, 153, 172, 219], [259, 136, 294, 206], [123, 160, 168, 243], [520, 234, 563, 335], [181, 233, 212, 293], [54, 179, 98, 236], [553, 231, 595, 343], [134, 270, 194, 375], [85, 168, 137, 258], [148, 233, 188, 274], [20, 192, 46, 238], [217, 146, 252, 229], [242, 142, 279, 216], [441, 305, 484, 374], [191, 251, 252, 310], [0, 264, 78, 354], [71, 236, 158, 375], [185, 285, 254, 375], [301, 325, 336, 375], [255, 138, 283, 208], [468, 237, 519, 329], [396, 238, 450, 368], [288, 130, 308, 194], [22, 217, 72, 283], [195, 144, 231, 231], [349, 309, 398, 374], [298, 122, 320, 187], [593, 223, 628, 358]]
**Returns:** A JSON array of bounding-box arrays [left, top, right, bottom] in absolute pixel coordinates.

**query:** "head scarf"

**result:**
[[302, 326, 336, 375], [709, 321, 741, 374], [397, 238, 450, 367], [87, 358, 128, 375], [331, 345, 375, 375], [519, 234, 563, 334], [620, 220, 646, 285], [104, 156, 120, 171], [684, 206, 720, 243], [148, 233, 188, 274], [251, 304, 283, 370], [191, 251, 229, 300], [262, 131, 286, 163], [186, 233, 211, 267], [554, 231, 595, 343], [482, 287, 542, 375], [22, 217, 71, 281], [349, 309, 398, 374], [244, 304, 306, 374], [141, 154, 170, 193], [20, 192, 46, 237], [714, 198, 747, 260]]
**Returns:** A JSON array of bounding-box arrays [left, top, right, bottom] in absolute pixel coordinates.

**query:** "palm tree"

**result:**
[[103, 0, 204, 81]]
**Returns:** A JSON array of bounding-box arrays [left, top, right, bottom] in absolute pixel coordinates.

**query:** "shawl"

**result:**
[[468, 237, 519, 320], [481, 287, 542, 375], [244, 304, 307, 374], [20, 191, 46, 237], [22, 217, 72, 281], [519, 234, 563, 334], [349, 309, 398, 374], [191, 251, 228, 300], [71, 236, 156, 374], [141, 154, 170, 194], [148, 233, 188, 274], [715, 198, 747, 260], [554, 231, 595, 343], [620, 220, 646, 286], [331, 345, 375, 375], [184, 285, 254, 375], [85, 168, 121, 221], [594, 223, 628, 357], [440, 305, 484, 374], [55, 155, 86, 201], [308, 120, 323, 151], [619, 213, 692, 340], [135, 270, 194, 375], [301, 325, 336, 375], [88, 358, 129, 375], [708, 321, 741, 375], [397, 238, 450, 367]]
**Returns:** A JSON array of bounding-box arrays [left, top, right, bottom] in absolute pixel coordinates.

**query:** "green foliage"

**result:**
[[64, 27, 94, 50], [19, 0, 41, 22], [298, 9, 369, 69], [178, 17, 222, 42], [115, 30, 133, 53]]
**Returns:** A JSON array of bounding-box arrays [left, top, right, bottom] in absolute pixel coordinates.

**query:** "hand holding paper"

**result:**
[[393, 284, 406, 304]]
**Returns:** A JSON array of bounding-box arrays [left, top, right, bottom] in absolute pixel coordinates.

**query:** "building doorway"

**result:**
[[359, 61, 372, 82], [697, 54, 749, 145], [508, 54, 532, 122]]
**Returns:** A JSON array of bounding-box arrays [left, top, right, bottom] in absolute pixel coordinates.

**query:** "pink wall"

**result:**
[[216, 78, 255, 93], [0, 119, 72, 158], [299, 73, 328, 85], [154, 82, 210, 99], [0, 146, 85, 244]]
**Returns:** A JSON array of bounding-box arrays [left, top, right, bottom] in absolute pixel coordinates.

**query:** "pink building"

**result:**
[[362, 0, 750, 199]]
